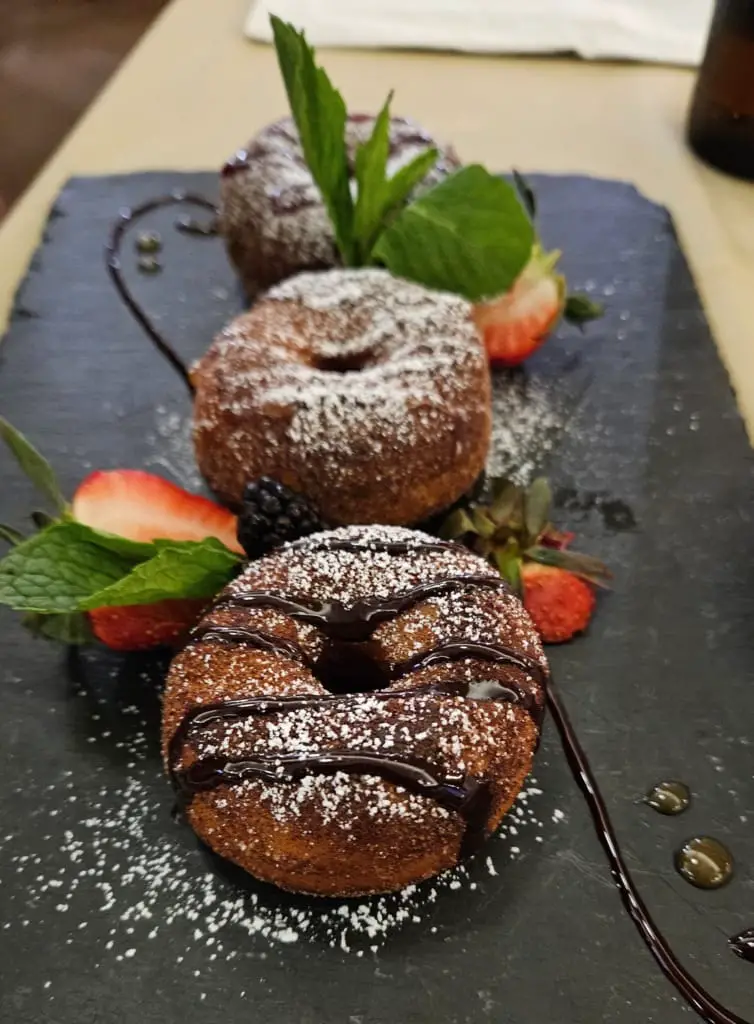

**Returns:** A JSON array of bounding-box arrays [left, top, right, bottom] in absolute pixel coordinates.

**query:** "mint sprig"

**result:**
[[352, 92, 439, 264], [0, 421, 242, 643], [271, 16, 356, 265], [373, 165, 535, 301], [269, 18, 539, 301]]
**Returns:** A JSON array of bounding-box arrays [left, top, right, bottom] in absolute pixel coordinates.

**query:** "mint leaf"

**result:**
[[512, 169, 537, 220], [0, 524, 25, 546], [0, 416, 68, 514], [352, 92, 439, 263], [72, 522, 157, 561], [270, 16, 355, 264], [78, 538, 240, 610], [380, 147, 439, 219], [0, 522, 134, 613], [24, 611, 94, 645], [373, 165, 535, 301], [353, 94, 393, 261]]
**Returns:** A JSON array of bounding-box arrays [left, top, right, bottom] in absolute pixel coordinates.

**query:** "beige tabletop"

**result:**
[[1, 0, 753, 427]]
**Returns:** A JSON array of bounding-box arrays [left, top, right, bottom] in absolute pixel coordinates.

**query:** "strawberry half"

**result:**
[[72, 470, 243, 554], [473, 247, 602, 368], [520, 562, 595, 644], [73, 470, 242, 651], [89, 599, 208, 652]]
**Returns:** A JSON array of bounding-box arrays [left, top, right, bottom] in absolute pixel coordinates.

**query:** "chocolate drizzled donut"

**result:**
[[163, 525, 547, 897]]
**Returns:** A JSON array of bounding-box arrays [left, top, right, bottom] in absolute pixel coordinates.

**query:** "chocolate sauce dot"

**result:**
[[729, 929, 754, 963], [135, 230, 162, 253], [644, 780, 691, 815], [675, 836, 734, 889], [137, 255, 162, 274]]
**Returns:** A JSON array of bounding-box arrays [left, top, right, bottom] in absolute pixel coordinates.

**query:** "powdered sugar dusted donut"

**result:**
[[219, 114, 461, 297], [163, 525, 547, 896], [191, 268, 491, 524]]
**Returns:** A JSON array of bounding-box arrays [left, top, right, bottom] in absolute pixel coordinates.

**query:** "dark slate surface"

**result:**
[[0, 172, 753, 1024]]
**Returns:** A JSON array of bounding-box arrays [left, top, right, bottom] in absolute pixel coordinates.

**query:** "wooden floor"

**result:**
[[0, 0, 168, 218]]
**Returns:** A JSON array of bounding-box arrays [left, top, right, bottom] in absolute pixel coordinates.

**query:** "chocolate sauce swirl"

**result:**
[[178, 570, 752, 1022], [105, 191, 218, 394], [546, 679, 750, 1024]]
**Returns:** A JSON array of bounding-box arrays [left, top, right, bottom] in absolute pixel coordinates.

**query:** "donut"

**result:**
[[219, 114, 461, 297], [192, 267, 491, 525], [163, 525, 548, 897]]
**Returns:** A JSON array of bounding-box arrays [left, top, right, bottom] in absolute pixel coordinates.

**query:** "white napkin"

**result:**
[[246, 0, 713, 66]]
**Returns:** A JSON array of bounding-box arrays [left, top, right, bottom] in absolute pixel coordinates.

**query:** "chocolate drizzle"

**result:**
[[105, 191, 219, 394], [176, 749, 492, 858], [215, 573, 510, 643], [168, 674, 537, 790], [170, 551, 751, 1023]]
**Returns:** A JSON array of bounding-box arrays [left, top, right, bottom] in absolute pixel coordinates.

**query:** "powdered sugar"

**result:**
[[0, 679, 555, 965], [487, 371, 574, 484], [193, 268, 489, 519]]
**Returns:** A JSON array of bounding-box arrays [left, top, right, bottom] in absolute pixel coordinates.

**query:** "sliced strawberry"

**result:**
[[72, 470, 242, 554], [473, 248, 565, 368], [520, 561, 595, 644], [89, 599, 208, 651]]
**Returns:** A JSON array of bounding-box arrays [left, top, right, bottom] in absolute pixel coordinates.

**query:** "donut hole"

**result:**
[[312, 352, 373, 374], [314, 639, 391, 694]]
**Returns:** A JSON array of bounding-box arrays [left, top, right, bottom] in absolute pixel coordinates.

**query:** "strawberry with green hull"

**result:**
[[473, 247, 603, 368], [440, 476, 611, 643]]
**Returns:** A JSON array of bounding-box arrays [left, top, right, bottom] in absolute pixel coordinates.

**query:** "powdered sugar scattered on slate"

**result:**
[[487, 371, 575, 484], [144, 405, 202, 491], [0, 678, 555, 962]]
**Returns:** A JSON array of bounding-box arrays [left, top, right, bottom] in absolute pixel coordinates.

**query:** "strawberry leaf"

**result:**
[[524, 477, 552, 541], [471, 507, 497, 539], [0, 416, 68, 514], [270, 16, 355, 264], [78, 538, 240, 610], [494, 539, 522, 591], [564, 294, 603, 326], [489, 478, 521, 523], [439, 507, 476, 540], [525, 544, 612, 587], [373, 165, 535, 301]]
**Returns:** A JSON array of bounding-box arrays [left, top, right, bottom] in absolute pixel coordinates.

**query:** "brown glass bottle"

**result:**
[[687, 0, 754, 179]]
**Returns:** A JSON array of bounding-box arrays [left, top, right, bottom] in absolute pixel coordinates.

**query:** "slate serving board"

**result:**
[[0, 172, 753, 1024]]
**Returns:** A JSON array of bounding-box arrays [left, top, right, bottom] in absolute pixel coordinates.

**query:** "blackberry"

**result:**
[[237, 477, 328, 560]]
